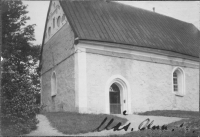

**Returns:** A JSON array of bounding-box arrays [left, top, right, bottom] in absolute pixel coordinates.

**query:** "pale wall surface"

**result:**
[[41, 22, 76, 112], [86, 51, 199, 113]]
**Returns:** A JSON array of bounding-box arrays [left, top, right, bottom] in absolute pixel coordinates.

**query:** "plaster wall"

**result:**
[[41, 22, 76, 112], [85, 47, 199, 113], [41, 57, 76, 112]]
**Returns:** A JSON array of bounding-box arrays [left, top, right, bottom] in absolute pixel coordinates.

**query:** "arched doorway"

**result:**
[[105, 75, 131, 114], [109, 83, 121, 114]]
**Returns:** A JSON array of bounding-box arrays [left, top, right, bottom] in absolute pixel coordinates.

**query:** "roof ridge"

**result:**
[[113, 1, 194, 27]]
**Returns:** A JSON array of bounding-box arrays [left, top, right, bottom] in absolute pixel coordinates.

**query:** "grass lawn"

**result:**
[[123, 110, 200, 137], [43, 112, 127, 134], [138, 110, 199, 118]]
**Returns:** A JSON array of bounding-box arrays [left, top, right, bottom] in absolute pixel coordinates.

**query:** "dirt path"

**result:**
[[24, 115, 65, 136], [25, 114, 182, 136]]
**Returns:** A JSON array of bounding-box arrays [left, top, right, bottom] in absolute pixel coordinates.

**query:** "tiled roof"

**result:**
[[60, 1, 200, 58]]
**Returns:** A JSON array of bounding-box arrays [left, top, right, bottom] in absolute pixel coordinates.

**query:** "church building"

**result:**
[[40, 1, 200, 114]]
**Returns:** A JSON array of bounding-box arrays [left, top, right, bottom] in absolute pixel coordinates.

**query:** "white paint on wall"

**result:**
[[78, 42, 199, 68], [80, 42, 199, 113], [77, 47, 88, 113]]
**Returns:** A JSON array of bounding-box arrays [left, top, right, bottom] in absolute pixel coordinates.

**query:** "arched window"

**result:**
[[51, 72, 57, 96], [172, 68, 185, 96], [48, 27, 51, 36], [62, 14, 65, 22], [53, 18, 55, 28], [57, 16, 61, 27]]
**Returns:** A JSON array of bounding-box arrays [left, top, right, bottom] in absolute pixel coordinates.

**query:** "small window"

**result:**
[[48, 27, 51, 36], [172, 68, 185, 96], [173, 72, 178, 92], [62, 14, 65, 22], [51, 72, 57, 96], [53, 18, 55, 28], [57, 16, 61, 27], [51, 71, 57, 111]]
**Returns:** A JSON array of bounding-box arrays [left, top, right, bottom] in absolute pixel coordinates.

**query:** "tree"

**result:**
[[2, 1, 36, 73], [1, 1, 40, 135]]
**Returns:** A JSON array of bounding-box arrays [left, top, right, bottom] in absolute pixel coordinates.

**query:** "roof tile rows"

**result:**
[[60, 1, 200, 57]]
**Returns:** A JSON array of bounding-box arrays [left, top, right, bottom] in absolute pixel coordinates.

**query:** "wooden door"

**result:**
[[109, 84, 121, 114]]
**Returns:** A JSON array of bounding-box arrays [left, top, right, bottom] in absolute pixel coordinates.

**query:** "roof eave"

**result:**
[[78, 39, 199, 61], [38, 0, 52, 72]]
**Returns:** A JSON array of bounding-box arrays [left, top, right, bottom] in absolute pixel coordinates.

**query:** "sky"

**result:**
[[23, 1, 200, 45]]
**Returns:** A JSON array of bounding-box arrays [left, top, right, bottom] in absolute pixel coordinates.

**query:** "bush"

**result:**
[[2, 118, 38, 136], [1, 70, 39, 136], [1, 1, 41, 135]]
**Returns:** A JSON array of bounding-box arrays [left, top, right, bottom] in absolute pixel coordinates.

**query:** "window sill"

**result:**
[[174, 93, 184, 97], [51, 94, 57, 97]]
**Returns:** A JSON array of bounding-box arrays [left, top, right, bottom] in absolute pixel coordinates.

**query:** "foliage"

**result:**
[[2, 1, 36, 71], [1, 58, 40, 136], [1, 0, 41, 135], [1, 71, 38, 124]]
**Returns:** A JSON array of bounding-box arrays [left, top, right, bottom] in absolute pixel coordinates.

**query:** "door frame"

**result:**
[[109, 83, 122, 114], [105, 75, 131, 114]]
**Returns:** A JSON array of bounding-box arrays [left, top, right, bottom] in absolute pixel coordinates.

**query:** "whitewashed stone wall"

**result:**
[[84, 44, 199, 113], [41, 19, 76, 112], [41, 57, 75, 112]]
